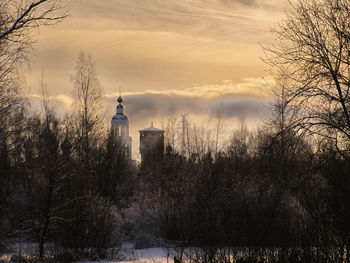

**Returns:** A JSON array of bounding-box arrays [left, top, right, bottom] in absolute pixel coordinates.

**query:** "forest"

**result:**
[[1, 0, 350, 262]]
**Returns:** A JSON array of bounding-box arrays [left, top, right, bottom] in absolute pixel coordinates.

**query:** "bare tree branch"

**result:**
[[264, 0, 350, 156]]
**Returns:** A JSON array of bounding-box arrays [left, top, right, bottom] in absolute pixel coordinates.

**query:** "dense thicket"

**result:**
[[0, 110, 134, 259], [137, 124, 350, 262]]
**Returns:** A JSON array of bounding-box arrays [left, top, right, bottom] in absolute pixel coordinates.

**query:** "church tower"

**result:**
[[111, 94, 132, 158]]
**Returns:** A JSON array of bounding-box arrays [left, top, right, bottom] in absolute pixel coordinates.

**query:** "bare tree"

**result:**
[[32, 78, 69, 262], [72, 52, 103, 186], [264, 0, 350, 159], [0, 0, 67, 120], [163, 105, 177, 151], [0, 0, 66, 41], [213, 104, 224, 156], [264, 0, 350, 257], [0, 2, 66, 248]]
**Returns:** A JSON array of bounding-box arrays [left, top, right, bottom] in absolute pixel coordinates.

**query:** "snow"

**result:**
[[0, 254, 11, 262], [119, 247, 169, 263], [1, 242, 171, 263], [79, 244, 170, 263]]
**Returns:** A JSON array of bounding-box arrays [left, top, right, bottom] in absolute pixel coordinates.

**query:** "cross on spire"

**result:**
[[117, 87, 123, 104]]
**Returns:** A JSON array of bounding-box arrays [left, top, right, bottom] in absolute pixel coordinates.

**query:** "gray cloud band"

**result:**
[[105, 93, 272, 123]]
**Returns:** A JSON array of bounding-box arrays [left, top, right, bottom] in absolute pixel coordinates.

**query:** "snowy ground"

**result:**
[[88, 243, 171, 263], [0, 242, 171, 263]]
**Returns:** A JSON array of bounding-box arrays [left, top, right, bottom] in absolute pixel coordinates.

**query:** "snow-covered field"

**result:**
[[96, 243, 170, 263], [1, 242, 171, 263], [83, 247, 170, 263]]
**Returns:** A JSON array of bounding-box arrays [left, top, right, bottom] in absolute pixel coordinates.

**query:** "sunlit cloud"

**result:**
[[104, 77, 274, 99], [27, 76, 273, 124]]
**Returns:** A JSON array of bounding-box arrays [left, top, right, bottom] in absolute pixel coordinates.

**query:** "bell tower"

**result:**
[[111, 91, 132, 158]]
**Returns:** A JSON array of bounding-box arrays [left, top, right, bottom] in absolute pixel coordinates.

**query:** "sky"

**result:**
[[25, 0, 290, 155]]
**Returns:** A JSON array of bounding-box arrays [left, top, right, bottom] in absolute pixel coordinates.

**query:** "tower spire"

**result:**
[[117, 87, 123, 114], [117, 87, 123, 105]]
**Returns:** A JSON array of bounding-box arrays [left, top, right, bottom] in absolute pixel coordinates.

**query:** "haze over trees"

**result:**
[[1, 0, 350, 263]]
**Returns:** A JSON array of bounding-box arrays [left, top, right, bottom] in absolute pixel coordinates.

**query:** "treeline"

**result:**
[[0, 1, 135, 258], [0, 108, 135, 260], [1, 107, 350, 262], [138, 124, 350, 262]]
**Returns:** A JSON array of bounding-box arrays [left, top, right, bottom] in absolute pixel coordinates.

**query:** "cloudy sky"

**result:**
[[26, 0, 290, 154]]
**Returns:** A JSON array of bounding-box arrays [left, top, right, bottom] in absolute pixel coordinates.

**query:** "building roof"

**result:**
[[112, 113, 128, 120], [111, 93, 128, 121], [139, 122, 164, 132]]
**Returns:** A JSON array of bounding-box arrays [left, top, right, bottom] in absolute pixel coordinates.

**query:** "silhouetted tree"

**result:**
[[0, 1, 66, 249], [0, 0, 67, 123], [72, 52, 103, 189], [265, 0, 350, 160], [265, 0, 350, 255]]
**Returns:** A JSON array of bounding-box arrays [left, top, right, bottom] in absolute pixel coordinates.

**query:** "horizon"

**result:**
[[25, 0, 289, 158]]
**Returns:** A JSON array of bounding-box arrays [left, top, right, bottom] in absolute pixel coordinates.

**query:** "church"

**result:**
[[111, 95, 132, 159], [110, 94, 164, 163]]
